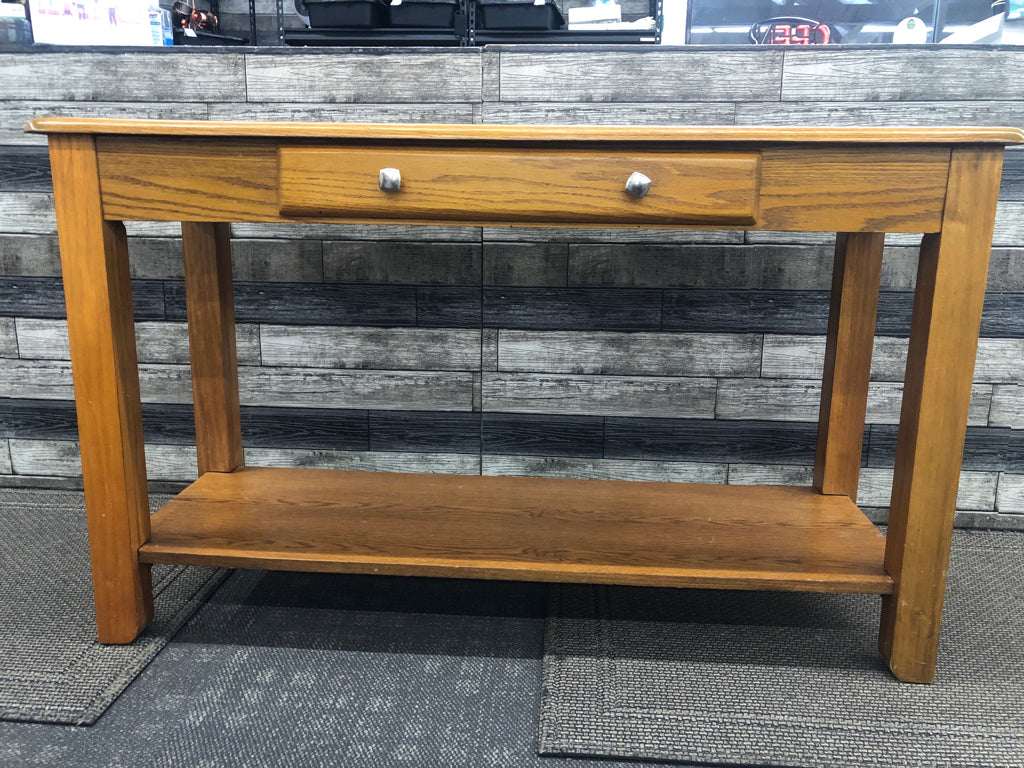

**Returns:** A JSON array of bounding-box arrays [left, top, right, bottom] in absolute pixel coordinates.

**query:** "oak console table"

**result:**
[[28, 118, 1024, 684]]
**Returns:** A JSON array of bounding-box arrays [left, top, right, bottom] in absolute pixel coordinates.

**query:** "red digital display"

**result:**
[[750, 17, 834, 45]]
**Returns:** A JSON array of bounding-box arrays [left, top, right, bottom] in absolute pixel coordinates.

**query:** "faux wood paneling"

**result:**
[[1000, 149, 1024, 201], [482, 243, 569, 287], [727, 464, 813, 487], [479, 102, 737, 125], [857, 467, 998, 512], [762, 335, 1024, 384], [481, 455, 728, 484], [16, 319, 261, 366], [0, 359, 196, 403], [993, 202, 1024, 247], [0, 101, 208, 146], [0, 276, 165, 320], [260, 326, 481, 370], [0, 53, 244, 102], [3, 47, 1022, 517], [207, 103, 477, 124], [237, 366, 474, 411], [990, 385, 1023, 429], [165, 281, 417, 326], [0, 317, 16, 357], [244, 52, 482, 103], [483, 287, 661, 330], [230, 240, 324, 283], [230, 222, 481, 241], [8, 438, 198, 482], [988, 250, 1024, 292], [997, 474, 1024, 513], [483, 372, 717, 418], [368, 410, 481, 453], [978, 293, 1024, 338], [867, 425, 1015, 472], [0, 148, 52, 192], [243, 447, 478, 475], [0, 192, 55, 235], [0, 235, 62, 276], [240, 406, 368, 450], [0, 399, 190, 443], [567, 244, 834, 289], [8, 438, 81, 477], [416, 287, 481, 328], [663, 289, 830, 334], [0, 440, 11, 475], [662, 290, 1024, 338], [482, 413, 604, 457], [716, 379, 993, 426], [737, 101, 1024, 131], [323, 242, 481, 285], [496, 329, 761, 376], [780, 49, 1024, 102], [497, 50, 784, 102], [482, 226, 743, 244], [604, 417, 822, 465]]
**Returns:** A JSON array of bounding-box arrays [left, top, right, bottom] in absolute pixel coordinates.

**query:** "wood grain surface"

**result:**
[[49, 133, 153, 643], [182, 222, 243, 476], [26, 116, 1024, 143], [814, 232, 884, 500], [139, 466, 893, 594], [880, 145, 1005, 683], [279, 146, 762, 226]]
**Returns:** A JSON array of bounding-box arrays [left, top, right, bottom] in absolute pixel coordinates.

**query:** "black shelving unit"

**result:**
[[276, 0, 662, 46]]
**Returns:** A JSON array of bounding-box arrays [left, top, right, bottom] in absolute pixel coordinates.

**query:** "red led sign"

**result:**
[[749, 17, 834, 45]]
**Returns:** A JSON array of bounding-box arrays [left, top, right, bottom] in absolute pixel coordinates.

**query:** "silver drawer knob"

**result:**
[[625, 171, 651, 198], [379, 168, 401, 192]]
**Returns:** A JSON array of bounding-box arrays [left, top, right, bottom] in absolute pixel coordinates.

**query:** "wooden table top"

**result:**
[[24, 117, 1024, 144]]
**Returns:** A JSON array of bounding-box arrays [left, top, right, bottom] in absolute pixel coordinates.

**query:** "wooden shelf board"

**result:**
[[139, 466, 893, 594]]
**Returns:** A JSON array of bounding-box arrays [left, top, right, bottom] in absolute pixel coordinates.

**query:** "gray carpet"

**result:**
[[0, 488, 227, 725], [540, 529, 1024, 768]]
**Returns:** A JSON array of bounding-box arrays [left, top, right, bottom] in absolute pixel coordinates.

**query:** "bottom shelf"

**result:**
[[139, 466, 893, 594]]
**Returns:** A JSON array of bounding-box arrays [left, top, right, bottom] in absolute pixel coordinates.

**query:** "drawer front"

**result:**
[[279, 146, 761, 226]]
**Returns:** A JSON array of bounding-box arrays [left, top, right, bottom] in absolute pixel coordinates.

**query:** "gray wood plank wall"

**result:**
[[1, 46, 1021, 526]]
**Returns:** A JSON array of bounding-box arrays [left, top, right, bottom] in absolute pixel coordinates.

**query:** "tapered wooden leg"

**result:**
[[50, 134, 152, 644], [880, 146, 1004, 683], [814, 232, 885, 501], [182, 222, 243, 476]]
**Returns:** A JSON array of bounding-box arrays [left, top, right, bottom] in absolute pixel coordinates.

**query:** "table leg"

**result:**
[[880, 146, 1004, 683], [182, 222, 243, 476], [50, 134, 152, 644], [814, 232, 885, 500]]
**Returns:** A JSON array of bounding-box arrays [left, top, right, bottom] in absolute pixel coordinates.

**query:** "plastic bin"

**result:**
[[306, 0, 388, 28], [476, 0, 564, 29], [388, 0, 457, 27]]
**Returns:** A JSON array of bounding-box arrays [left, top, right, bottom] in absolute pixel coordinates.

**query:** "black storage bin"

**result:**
[[306, 0, 388, 27], [476, 0, 564, 29], [388, 0, 457, 27]]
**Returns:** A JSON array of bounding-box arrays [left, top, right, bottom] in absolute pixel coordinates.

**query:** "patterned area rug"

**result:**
[[540, 529, 1024, 768], [0, 488, 226, 725]]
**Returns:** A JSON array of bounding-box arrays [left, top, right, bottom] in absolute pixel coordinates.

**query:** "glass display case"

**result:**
[[686, 0, 1001, 44]]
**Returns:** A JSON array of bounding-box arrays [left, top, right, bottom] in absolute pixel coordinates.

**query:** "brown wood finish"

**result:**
[[279, 146, 762, 226], [181, 222, 243, 476], [813, 232, 885, 499], [879, 145, 1005, 684], [139, 467, 893, 594], [32, 118, 1019, 684], [95, 138, 949, 233], [756, 146, 950, 233], [24, 117, 1024, 144], [49, 133, 153, 643]]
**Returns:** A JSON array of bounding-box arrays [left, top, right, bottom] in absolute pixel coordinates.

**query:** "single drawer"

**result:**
[[278, 145, 761, 226]]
